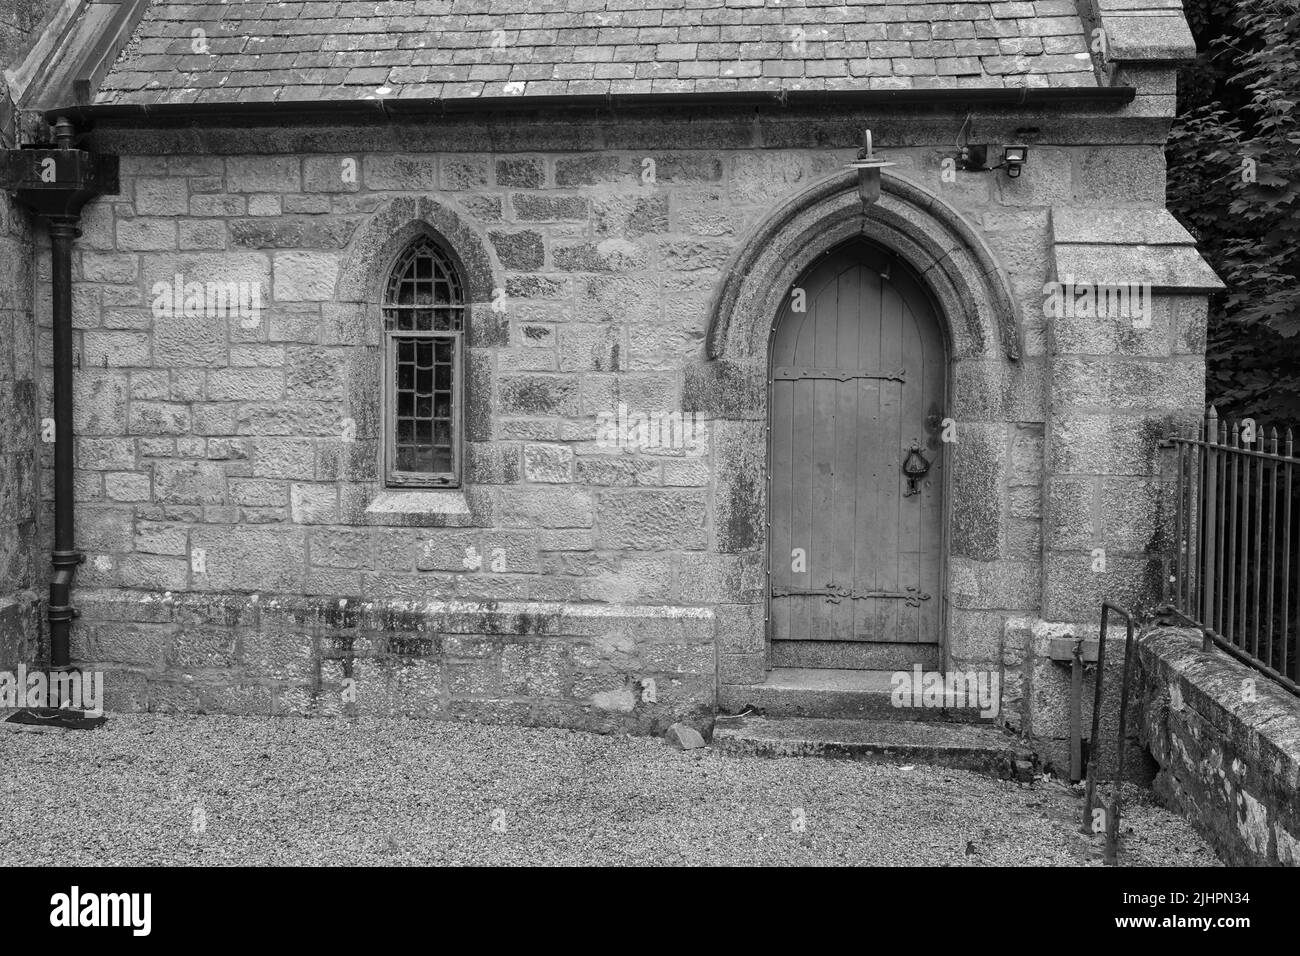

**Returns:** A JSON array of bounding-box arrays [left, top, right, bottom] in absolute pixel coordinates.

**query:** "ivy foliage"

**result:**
[[1167, 0, 1300, 421]]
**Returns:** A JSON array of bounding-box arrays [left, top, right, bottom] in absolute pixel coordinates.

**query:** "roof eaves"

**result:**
[[44, 84, 1138, 126]]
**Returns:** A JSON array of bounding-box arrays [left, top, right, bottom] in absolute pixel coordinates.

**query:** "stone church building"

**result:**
[[0, 0, 1221, 761]]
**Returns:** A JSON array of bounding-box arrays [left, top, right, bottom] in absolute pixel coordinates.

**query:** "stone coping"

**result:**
[[1048, 206, 1225, 293]]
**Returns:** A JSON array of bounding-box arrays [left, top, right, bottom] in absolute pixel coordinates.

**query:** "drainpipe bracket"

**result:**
[[51, 549, 85, 569], [47, 604, 80, 623]]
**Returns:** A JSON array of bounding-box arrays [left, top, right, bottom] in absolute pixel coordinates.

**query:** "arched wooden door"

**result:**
[[768, 239, 946, 671]]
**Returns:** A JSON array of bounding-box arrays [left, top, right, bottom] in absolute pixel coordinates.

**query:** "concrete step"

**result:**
[[719, 667, 995, 723], [712, 715, 1037, 781]]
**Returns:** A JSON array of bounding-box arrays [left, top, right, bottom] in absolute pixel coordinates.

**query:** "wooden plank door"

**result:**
[[769, 240, 946, 670]]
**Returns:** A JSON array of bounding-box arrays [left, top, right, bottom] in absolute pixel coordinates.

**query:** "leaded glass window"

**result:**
[[382, 236, 464, 486]]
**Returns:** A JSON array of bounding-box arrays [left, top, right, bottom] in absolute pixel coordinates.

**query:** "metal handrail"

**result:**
[[1080, 601, 1137, 866]]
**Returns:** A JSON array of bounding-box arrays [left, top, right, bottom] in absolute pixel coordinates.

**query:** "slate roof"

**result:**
[[94, 0, 1098, 106]]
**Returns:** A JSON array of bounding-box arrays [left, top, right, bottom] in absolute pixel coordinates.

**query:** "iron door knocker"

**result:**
[[903, 442, 932, 497]]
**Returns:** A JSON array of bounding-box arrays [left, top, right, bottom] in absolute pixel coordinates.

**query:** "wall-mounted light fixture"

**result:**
[[1001, 144, 1029, 178], [845, 129, 895, 205], [953, 143, 1030, 178]]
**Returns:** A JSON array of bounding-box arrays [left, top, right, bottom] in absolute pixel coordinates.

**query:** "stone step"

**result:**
[[712, 715, 1037, 781], [719, 667, 996, 723]]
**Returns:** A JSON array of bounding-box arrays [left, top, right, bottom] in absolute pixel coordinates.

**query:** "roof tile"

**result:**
[[936, 56, 983, 75], [97, 0, 1098, 105]]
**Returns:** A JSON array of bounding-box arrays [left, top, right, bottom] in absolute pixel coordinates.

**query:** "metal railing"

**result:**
[[1080, 602, 1137, 866], [1165, 407, 1300, 695]]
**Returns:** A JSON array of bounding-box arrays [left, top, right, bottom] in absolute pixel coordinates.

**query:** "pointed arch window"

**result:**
[[382, 235, 465, 487]]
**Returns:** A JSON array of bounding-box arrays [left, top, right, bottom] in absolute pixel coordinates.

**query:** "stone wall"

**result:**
[[997, 54, 1221, 758], [0, 5, 44, 670], [76, 586, 714, 729], [59, 102, 1204, 729], [1138, 625, 1300, 866]]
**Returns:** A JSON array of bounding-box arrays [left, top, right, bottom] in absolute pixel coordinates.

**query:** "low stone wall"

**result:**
[[1138, 625, 1300, 866], [71, 587, 716, 733]]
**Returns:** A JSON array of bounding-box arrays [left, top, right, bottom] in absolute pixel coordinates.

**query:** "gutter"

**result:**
[[43, 85, 1138, 127]]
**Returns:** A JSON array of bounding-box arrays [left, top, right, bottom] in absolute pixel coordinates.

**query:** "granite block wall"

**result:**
[[0, 7, 45, 670], [37, 102, 1209, 731]]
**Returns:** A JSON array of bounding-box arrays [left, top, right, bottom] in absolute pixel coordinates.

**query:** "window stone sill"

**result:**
[[364, 488, 480, 527]]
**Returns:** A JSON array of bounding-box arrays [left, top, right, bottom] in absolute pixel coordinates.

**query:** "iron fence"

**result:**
[[1165, 407, 1300, 695]]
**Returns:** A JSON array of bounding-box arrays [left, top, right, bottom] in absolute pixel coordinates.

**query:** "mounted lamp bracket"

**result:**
[[845, 128, 895, 206]]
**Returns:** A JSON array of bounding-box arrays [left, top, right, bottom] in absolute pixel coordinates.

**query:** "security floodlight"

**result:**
[[1002, 144, 1029, 178]]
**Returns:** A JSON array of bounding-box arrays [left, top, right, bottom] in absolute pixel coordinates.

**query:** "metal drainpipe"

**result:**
[[47, 212, 82, 669], [1, 116, 118, 672], [45, 117, 84, 670]]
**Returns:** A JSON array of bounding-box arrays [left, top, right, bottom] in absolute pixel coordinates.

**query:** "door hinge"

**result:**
[[771, 584, 931, 607], [772, 366, 906, 383]]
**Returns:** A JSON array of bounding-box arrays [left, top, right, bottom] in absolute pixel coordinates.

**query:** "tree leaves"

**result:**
[[1168, 1, 1300, 422]]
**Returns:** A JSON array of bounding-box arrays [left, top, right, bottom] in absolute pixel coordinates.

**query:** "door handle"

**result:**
[[902, 442, 931, 497]]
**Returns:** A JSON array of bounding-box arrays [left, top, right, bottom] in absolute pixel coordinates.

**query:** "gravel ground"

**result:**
[[0, 714, 1220, 866]]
